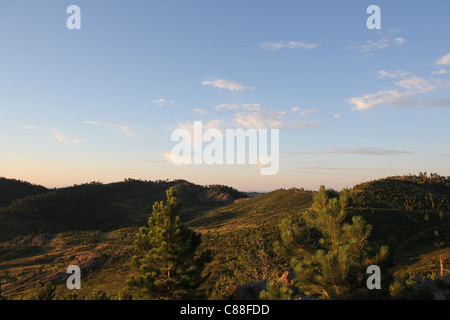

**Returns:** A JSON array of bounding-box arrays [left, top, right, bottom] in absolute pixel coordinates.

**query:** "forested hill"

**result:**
[[0, 178, 48, 208], [350, 173, 450, 256], [0, 178, 248, 241], [351, 173, 450, 213]]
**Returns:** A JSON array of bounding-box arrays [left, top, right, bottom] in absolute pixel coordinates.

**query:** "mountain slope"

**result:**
[[0, 178, 48, 208], [350, 174, 450, 276], [188, 188, 314, 232], [0, 179, 248, 241]]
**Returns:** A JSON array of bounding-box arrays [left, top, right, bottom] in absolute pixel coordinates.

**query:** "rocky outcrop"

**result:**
[[231, 280, 267, 300], [411, 273, 450, 300], [280, 270, 296, 286]]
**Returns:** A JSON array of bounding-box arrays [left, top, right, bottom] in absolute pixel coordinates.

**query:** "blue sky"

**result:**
[[0, 0, 449, 191]]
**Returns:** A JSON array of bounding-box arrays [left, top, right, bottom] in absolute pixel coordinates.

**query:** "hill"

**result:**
[[0, 178, 248, 241], [0, 184, 313, 299], [350, 173, 450, 278], [1, 173, 450, 299], [188, 188, 313, 232], [0, 178, 48, 208]]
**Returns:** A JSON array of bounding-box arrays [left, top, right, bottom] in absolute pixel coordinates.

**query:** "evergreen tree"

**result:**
[[33, 281, 56, 300], [127, 187, 212, 299], [90, 289, 111, 300], [259, 279, 295, 300], [210, 227, 285, 300], [275, 186, 388, 299]]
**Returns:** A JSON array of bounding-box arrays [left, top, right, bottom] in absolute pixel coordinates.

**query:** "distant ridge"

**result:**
[[0, 177, 48, 208], [0, 178, 247, 240]]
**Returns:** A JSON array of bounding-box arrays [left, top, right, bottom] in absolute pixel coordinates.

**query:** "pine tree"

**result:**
[[275, 186, 388, 299], [127, 187, 212, 300], [259, 279, 295, 300], [33, 281, 56, 300]]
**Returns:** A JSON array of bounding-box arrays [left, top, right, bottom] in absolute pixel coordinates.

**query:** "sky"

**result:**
[[0, 0, 449, 192]]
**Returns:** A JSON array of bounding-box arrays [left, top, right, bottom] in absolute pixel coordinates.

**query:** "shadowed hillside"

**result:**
[[0, 178, 48, 208], [0, 178, 248, 241]]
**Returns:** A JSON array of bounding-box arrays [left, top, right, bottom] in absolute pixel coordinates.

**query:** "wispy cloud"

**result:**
[[232, 111, 286, 129], [152, 98, 179, 107], [25, 125, 85, 144], [232, 110, 319, 130], [84, 120, 140, 138], [161, 152, 176, 164], [393, 37, 407, 45], [348, 68, 450, 110], [48, 129, 67, 144], [24, 125, 41, 130], [193, 108, 208, 115], [260, 40, 319, 51], [432, 69, 449, 75], [201, 78, 254, 91], [214, 103, 264, 111], [376, 70, 411, 78], [346, 33, 406, 57], [297, 108, 319, 118], [172, 103, 320, 150], [436, 53, 450, 66]]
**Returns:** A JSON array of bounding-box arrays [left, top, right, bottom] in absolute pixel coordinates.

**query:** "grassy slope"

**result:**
[[0, 188, 313, 299]]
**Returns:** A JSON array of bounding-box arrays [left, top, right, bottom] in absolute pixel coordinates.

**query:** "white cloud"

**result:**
[[393, 37, 407, 45], [233, 111, 286, 129], [24, 125, 41, 130], [201, 78, 254, 91], [49, 129, 66, 143], [193, 108, 208, 115], [436, 53, 450, 66], [214, 103, 264, 111], [348, 71, 450, 110], [25, 126, 84, 144], [376, 70, 411, 78], [48, 129, 85, 144], [289, 107, 319, 117], [84, 120, 140, 138], [348, 89, 412, 110], [334, 113, 342, 118], [152, 98, 167, 106], [298, 109, 318, 118], [347, 36, 406, 57], [232, 111, 318, 129], [152, 98, 178, 107], [354, 39, 390, 53], [394, 76, 438, 92], [433, 69, 449, 75], [260, 40, 319, 51], [162, 152, 175, 164]]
